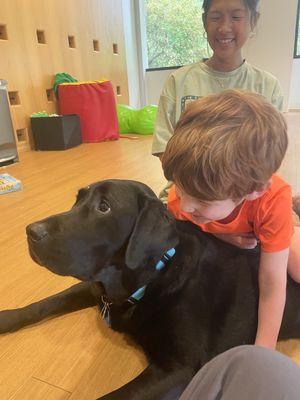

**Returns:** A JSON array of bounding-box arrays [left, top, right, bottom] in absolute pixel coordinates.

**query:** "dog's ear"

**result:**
[[125, 199, 179, 270]]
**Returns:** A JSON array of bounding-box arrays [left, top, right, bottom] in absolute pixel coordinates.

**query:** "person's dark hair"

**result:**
[[203, 0, 260, 20]]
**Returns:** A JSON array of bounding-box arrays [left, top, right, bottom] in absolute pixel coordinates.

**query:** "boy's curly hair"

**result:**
[[162, 90, 288, 201]]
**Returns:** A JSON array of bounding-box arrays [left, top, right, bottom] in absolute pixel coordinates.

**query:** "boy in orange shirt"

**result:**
[[162, 90, 300, 349]]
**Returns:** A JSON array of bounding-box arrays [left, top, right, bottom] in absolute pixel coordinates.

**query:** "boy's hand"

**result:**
[[255, 249, 288, 350], [212, 232, 258, 249]]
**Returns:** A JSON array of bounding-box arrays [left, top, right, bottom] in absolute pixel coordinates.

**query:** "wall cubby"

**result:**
[[36, 29, 46, 44], [116, 86, 121, 96], [0, 24, 8, 40], [8, 91, 21, 105], [93, 39, 100, 52], [46, 89, 55, 102], [113, 43, 119, 54], [16, 128, 27, 143], [68, 35, 76, 48]]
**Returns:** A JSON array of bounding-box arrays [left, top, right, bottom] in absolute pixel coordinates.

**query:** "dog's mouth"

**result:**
[[26, 223, 137, 304], [27, 236, 83, 280], [27, 238, 45, 266], [27, 236, 123, 291]]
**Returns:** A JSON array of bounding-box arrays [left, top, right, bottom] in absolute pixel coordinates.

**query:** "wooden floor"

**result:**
[[0, 114, 300, 399]]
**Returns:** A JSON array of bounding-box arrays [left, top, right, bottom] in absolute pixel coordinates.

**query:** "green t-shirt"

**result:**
[[152, 61, 283, 156]]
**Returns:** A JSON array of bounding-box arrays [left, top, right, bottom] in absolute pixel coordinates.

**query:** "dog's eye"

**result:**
[[98, 201, 111, 214]]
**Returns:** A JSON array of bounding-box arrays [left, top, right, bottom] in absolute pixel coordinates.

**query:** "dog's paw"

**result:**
[[0, 309, 24, 334]]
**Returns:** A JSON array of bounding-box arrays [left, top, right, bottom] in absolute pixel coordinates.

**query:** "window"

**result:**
[[295, 0, 300, 57], [145, 0, 208, 70]]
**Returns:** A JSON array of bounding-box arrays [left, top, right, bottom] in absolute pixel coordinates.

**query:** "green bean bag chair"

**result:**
[[117, 104, 158, 135]]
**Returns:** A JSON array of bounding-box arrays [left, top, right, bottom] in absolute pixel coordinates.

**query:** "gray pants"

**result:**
[[179, 345, 300, 400]]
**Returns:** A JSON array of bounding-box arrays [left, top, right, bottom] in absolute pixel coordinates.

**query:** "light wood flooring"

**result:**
[[0, 113, 300, 399]]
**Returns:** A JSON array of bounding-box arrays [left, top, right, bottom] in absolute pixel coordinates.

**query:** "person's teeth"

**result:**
[[219, 39, 233, 43]]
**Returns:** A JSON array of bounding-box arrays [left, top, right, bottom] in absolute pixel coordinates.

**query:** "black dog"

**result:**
[[1, 179, 300, 400]]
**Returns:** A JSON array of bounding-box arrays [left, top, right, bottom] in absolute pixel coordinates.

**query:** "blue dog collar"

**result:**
[[129, 247, 176, 302], [101, 248, 176, 325]]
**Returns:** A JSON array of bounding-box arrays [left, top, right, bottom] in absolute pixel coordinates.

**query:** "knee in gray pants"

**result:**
[[179, 345, 300, 400]]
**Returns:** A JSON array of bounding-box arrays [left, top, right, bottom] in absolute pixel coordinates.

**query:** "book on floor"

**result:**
[[0, 173, 22, 195]]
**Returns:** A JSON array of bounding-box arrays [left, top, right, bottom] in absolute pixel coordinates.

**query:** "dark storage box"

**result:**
[[31, 114, 82, 150]]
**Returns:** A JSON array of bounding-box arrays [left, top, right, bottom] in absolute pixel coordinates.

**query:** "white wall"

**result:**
[[121, 0, 141, 108], [289, 59, 300, 109], [243, 0, 298, 111], [145, 69, 175, 105]]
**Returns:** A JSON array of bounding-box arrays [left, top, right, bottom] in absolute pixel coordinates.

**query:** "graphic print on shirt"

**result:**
[[181, 95, 201, 112]]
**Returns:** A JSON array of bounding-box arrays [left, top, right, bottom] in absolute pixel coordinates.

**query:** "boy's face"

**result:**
[[175, 185, 242, 224]]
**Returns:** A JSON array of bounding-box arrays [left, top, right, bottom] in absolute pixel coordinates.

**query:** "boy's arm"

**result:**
[[212, 232, 258, 249], [255, 249, 289, 349]]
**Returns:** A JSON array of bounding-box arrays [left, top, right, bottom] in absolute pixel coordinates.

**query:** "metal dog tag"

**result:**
[[100, 296, 113, 327]]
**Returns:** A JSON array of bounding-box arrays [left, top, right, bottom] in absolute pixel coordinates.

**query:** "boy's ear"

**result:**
[[245, 179, 272, 201]]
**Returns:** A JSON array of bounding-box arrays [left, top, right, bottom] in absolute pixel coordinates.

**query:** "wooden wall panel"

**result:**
[[0, 0, 129, 150]]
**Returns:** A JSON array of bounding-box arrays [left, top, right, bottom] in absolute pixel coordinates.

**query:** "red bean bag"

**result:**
[[58, 80, 119, 142]]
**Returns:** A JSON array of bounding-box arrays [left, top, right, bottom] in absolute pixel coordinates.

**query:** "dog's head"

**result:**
[[26, 180, 178, 302]]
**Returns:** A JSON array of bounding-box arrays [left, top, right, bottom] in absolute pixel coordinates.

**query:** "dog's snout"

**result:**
[[26, 223, 48, 242]]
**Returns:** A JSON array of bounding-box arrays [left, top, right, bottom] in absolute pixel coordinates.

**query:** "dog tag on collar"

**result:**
[[100, 296, 112, 327]]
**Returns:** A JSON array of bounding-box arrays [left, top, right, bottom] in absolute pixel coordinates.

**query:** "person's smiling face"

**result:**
[[204, 0, 253, 64], [175, 185, 242, 224]]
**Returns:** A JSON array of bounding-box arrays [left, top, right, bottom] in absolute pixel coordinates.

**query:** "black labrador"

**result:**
[[1, 179, 300, 400]]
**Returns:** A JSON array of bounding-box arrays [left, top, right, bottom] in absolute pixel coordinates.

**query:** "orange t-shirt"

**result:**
[[168, 174, 294, 253]]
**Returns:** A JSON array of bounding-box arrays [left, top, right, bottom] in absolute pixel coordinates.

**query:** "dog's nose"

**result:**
[[26, 223, 48, 241]]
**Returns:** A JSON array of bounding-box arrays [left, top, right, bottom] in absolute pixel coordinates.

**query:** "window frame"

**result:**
[[145, 65, 181, 72], [294, 0, 300, 58]]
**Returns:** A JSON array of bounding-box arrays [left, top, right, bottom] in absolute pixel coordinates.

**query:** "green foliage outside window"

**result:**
[[145, 0, 210, 69]]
